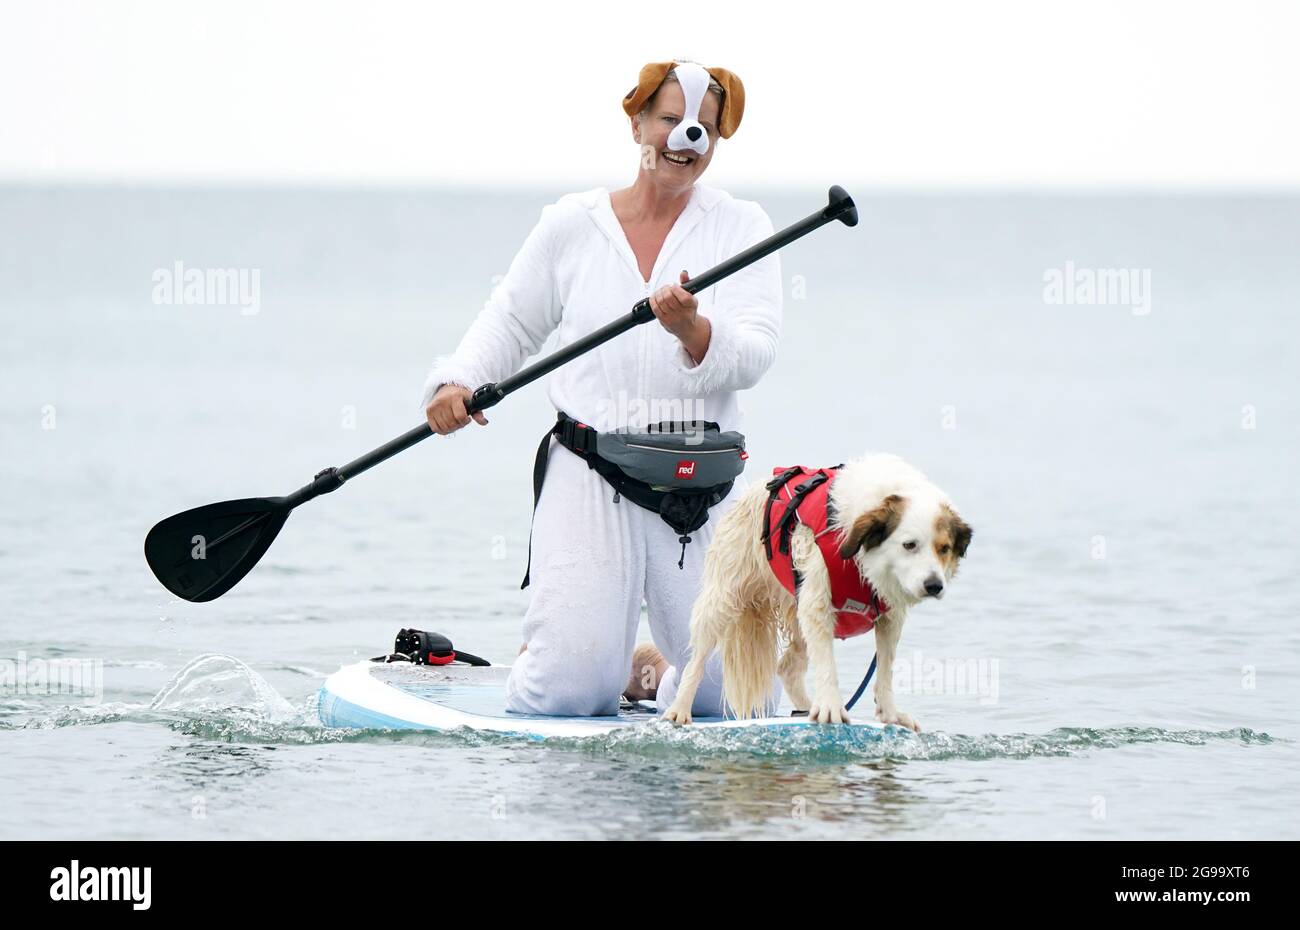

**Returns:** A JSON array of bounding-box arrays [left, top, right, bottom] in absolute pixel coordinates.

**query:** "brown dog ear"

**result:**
[[838, 495, 906, 559], [951, 514, 973, 559], [622, 61, 676, 120], [704, 66, 745, 138]]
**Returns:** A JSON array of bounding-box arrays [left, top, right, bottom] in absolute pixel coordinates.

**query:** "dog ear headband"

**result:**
[[621, 60, 745, 155]]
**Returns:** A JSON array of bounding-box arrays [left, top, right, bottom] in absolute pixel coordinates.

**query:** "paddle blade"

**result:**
[[145, 497, 290, 602]]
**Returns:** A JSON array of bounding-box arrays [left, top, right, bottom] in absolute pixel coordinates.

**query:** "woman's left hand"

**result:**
[[651, 270, 711, 363]]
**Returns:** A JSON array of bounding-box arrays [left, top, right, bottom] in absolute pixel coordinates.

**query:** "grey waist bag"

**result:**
[[521, 410, 748, 588]]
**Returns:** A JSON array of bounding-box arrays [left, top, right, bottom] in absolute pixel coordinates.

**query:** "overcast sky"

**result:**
[[2, 0, 1296, 189]]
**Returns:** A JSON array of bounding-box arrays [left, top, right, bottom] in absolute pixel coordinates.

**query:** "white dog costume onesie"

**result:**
[[422, 61, 783, 717]]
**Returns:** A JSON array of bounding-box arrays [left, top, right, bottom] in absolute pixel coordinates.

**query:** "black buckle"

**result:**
[[555, 415, 574, 450], [555, 412, 596, 455]]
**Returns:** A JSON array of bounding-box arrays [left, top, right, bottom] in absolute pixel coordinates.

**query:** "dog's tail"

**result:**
[[719, 611, 781, 720]]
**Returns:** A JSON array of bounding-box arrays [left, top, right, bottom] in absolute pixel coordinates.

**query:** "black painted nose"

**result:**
[[924, 578, 944, 597], [686, 125, 702, 142]]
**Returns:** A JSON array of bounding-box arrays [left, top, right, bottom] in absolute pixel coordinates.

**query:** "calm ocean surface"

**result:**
[[1, 185, 1296, 839]]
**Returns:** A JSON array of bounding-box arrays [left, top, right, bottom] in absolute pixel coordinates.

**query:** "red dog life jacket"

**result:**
[[763, 466, 889, 640]]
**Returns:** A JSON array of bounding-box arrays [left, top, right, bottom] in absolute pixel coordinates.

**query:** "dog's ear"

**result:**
[[951, 514, 973, 559], [838, 494, 906, 558], [935, 504, 973, 566]]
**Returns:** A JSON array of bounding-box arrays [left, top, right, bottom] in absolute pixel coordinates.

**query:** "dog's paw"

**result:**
[[661, 704, 693, 726], [876, 708, 921, 733], [807, 701, 851, 725]]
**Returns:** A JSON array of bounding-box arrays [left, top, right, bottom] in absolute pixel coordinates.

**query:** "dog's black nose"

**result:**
[[686, 125, 702, 142], [924, 578, 944, 597]]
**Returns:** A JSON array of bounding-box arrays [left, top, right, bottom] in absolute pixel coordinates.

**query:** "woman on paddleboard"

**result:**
[[422, 60, 782, 717]]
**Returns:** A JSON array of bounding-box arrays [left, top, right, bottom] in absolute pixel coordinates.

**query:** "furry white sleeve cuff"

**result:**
[[419, 358, 480, 411], [672, 309, 744, 395]]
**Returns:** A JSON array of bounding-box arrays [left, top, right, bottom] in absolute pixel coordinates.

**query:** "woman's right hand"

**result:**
[[425, 383, 489, 435]]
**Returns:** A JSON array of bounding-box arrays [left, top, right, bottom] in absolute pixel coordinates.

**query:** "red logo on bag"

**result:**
[[676, 460, 697, 479]]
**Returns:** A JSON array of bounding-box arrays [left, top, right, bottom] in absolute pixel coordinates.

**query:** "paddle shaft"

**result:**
[[283, 188, 857, 510]]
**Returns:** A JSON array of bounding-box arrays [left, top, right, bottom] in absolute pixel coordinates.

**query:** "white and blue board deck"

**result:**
[[317, 660, 892, 740]]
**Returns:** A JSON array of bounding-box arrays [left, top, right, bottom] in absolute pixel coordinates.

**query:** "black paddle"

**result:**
[[145, 186, 859, 602]]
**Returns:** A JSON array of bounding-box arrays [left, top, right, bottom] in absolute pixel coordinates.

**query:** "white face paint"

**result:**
[[664, 62, 713, 156]]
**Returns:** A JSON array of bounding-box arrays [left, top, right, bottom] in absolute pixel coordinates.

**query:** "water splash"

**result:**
[[22, 653, 320, 741], [441, 721, 1275, 763], [150, 654, 295, 719]]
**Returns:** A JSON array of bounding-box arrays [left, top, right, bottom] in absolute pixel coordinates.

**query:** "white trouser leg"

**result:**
[[650, 477, 784, 718], [506, 438, 646, 717]]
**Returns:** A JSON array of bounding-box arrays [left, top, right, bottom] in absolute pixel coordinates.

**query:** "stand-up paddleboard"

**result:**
[[317, 660, 895, 741]]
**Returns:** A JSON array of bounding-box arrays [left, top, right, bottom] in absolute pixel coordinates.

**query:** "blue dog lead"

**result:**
[[844, 653, 878, 712]]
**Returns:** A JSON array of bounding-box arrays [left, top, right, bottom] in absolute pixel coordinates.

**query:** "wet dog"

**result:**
[[662, 453, 971, 730]]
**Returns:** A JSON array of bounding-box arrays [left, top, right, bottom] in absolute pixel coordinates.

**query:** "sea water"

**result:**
[[1, 185, 1296, 839]]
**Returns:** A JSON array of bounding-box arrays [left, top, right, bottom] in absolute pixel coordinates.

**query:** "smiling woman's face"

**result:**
[[633, 81, 722, 195]]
